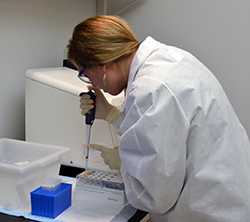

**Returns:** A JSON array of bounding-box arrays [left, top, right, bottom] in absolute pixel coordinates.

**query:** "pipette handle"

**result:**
[[80, 91, 96, 125]]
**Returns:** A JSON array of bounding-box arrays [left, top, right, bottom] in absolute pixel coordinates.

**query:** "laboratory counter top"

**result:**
[[0, 211, 148, 222], [0, 165, 148, 222]]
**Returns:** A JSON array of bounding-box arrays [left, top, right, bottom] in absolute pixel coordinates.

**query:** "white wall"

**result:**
[[0, 0, 96, 139], [121, 0, 250, 135]]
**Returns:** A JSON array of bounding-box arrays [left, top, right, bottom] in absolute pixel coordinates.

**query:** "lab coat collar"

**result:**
[[126, 36, 160, 95]]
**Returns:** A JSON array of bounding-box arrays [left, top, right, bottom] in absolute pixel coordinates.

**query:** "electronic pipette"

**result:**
[[79, 91, 96, 170]]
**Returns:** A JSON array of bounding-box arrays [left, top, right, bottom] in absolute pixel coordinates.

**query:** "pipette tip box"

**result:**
[[31, 183, 72, 218], [77, 169, 125, 190]]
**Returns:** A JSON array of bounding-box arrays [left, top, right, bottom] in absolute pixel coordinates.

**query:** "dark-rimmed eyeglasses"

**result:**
[[78, 68, 92, 84]]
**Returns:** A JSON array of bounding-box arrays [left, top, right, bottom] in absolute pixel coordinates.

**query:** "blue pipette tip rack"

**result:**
[[30, 183, 72, 218]]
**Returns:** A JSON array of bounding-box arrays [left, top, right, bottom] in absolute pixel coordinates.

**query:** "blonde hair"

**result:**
[[68, 15, 139, 68]]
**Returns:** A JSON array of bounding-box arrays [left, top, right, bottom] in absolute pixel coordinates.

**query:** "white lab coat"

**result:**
[[114, 36, 250, 221]]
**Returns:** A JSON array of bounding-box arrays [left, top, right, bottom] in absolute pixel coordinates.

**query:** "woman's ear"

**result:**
[[102, 61, 115, 71], [102, 64, 106, 73]]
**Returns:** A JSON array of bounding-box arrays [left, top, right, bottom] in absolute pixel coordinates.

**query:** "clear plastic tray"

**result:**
[[0, 138, 69, 211]]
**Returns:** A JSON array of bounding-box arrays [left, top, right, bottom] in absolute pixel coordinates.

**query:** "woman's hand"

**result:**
[[90, 144, 121, 170], [80, 86, 121, 123]]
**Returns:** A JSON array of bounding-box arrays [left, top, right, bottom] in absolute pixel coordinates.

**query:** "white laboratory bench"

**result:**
[[0, 165, 148, 222]]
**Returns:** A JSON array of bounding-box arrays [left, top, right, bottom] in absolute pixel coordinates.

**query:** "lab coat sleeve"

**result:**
[[119, 78, 189, 214]]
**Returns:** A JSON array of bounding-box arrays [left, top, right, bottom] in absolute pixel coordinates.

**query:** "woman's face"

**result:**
[[84, 63, 127, 95]]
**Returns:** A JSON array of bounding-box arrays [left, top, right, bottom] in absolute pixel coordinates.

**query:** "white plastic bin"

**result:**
[[0, 138, 69, 211]]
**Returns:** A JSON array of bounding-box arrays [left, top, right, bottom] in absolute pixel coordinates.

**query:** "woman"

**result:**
[[68, 15, 250, 222]]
